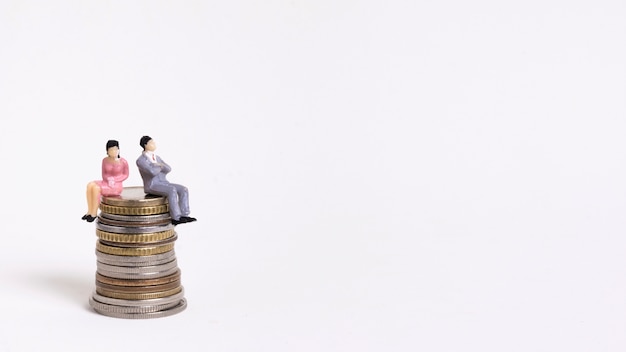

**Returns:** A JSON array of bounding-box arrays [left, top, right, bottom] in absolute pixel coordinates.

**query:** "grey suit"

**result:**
[[136, 153, 190, 221]]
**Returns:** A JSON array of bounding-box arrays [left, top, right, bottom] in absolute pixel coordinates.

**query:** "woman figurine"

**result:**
[[82, 140, 129, 222]]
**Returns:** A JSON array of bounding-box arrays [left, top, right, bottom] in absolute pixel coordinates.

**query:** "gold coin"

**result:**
[[96, 270, 181, 287], [96, 241, 174, 256], [99, 234, 177, 248], [96, 286, 183, 300], [96, 279, 181, 293], [99, 203, 169, 216], [96, 229, 176, 244]]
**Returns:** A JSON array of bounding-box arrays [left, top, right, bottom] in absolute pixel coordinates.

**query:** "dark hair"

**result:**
[[140, 136, 152, 150], [106, 140, 120, 158]]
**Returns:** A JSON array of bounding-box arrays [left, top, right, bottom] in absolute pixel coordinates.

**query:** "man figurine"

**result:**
[[136, 136, 197, 225]]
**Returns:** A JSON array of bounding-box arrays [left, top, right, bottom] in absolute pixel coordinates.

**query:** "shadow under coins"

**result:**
[[22, 271, 95, 312]]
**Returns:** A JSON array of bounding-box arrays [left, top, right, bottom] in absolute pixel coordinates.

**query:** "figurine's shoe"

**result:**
[[81, 214, 89, 220], [84, 215, 96, 223], [180, 216, 197, 223], [171, 218, 184, 225]]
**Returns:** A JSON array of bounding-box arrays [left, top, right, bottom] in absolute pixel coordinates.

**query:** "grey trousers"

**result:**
[[146, 183, 189, 220]]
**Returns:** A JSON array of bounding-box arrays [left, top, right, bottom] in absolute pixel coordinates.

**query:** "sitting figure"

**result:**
[[83, 140, 129, 222], [136, 135, 197, 225]]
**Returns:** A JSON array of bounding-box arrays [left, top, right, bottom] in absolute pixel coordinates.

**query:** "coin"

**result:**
[[91, 289, 185, 307], [95, 222, 174, 234], [96, 229, 176, 244], [99, 203, 169, 216], [96, 258, 178, 274], [90, 298, 187, 319], [101, 186, 168, 207], [96, 269, 181, 287], [89, 296, 181, 314], [96, 266, 179, 280], [96, 241, 175, 256], [96, 279, 181, 293], [95, 250, 176, 266], [96, 215, 171, 227], [99, 213, 171, 222], [98, 234, 178, 248], [96, 286, 182, 300]]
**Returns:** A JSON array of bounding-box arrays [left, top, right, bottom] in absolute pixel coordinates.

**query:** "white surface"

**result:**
[[1, 1, 625, 351]]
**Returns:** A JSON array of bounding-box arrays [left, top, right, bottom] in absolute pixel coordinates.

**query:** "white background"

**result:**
[[0, 0, 625, 351]]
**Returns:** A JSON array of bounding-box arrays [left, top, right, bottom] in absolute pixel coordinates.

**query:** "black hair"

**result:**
[[140, 135, 152, 150], [106, 140, 120, 158]]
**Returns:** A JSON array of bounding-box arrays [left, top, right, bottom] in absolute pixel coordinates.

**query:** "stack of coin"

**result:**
[[89, 187, 187, 319]]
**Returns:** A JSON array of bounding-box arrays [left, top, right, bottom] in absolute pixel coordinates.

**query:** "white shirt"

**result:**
[[144, 151, 158, 164]]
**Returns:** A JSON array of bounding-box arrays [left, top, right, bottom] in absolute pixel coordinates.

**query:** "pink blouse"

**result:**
[[95, 157, 129, 196]]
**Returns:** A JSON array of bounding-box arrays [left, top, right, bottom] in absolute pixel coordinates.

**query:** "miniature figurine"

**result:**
[[82, 140, 129, 222], [136, 136, 197, 225]]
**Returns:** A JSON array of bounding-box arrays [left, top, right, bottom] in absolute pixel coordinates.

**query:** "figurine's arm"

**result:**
[[137, 156, 164, 176], [158, 157, 172, 174], [113, 158, 130, 182], [101, 159, 108, 181]]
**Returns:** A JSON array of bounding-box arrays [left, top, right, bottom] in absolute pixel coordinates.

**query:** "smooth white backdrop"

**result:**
[[1, 1, 625, 351]]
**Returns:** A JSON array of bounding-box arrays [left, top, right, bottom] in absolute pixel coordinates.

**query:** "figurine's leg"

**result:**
[[148, 184, 182, 220], [86, 182, 101, 216], [172, 183, 190, 216]]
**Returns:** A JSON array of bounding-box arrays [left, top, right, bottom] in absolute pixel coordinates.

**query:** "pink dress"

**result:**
[[95, 157, 129, 196]]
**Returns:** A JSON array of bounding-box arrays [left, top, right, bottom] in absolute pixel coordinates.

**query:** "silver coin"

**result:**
[[100, 186, 168, 207], [91, 289, 185, 307], [95, 221, 174, 234], [89, 296, 181, 313], [91, 298, 187, 319], [97, 258, 178, 274], [96, 250, 176, 266], [97, 266, 179, 280], [99, 212, 171, 222], [96, 215, 172, 227]]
